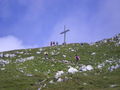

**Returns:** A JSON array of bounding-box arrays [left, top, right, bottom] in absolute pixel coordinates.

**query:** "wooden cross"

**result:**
[[60, 25, 70, 45]]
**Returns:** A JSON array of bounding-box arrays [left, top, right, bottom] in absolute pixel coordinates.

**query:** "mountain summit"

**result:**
[[0, 34, 120, 90]]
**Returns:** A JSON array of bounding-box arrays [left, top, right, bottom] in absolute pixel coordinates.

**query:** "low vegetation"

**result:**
[[0, 34, 120, 90]]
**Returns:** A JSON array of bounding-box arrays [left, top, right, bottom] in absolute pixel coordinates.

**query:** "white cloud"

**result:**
[[0, 36, 37, 52]]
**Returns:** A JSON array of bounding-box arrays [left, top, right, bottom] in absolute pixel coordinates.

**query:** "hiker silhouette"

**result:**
[[75, 55, 80, 62]]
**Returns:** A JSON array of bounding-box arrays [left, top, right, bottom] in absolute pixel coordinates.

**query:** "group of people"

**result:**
[[50, 41, 58, 46]]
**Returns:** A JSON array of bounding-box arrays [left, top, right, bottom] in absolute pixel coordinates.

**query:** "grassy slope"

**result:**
[[0, 34, 120, 90]]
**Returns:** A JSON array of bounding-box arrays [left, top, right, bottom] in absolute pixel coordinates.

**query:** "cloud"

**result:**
[[0, 0, 120, 47], [0, 0, 46, 45], [0, 36, 38, 52]]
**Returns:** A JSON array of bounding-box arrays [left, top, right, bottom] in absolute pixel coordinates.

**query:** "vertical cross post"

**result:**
[[60, 25, 70, 45], [64, 25, 66, 44]]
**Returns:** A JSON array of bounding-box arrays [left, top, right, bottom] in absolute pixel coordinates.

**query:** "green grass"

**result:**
[[0, 34, 120, 90]]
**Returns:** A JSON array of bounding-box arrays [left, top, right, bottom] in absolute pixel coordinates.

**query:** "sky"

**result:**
[[0, 0, 120, 52]]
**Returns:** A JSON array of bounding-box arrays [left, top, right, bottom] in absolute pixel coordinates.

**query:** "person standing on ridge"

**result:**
[[50, 41, 53, 46], [56, 42, 58, 46]]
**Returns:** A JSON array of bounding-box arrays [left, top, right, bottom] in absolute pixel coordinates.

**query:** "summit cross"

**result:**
[[60, 25, 70, 45]]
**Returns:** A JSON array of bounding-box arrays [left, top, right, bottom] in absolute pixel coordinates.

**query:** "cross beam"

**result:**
[[60, 25, 70, 44]]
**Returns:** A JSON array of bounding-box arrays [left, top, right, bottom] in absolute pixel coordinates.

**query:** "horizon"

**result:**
[[0, 33, 119, 53], [0, 0, 120, 52]]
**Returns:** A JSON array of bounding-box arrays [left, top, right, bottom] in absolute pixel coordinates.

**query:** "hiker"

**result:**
[[50, 41, 53, 46], [80, 43, 84, 45], [53, 42, 55, 46], [56, 42, 58, 46], [75, 55, 80, 62], [44, 52, 48, 59]]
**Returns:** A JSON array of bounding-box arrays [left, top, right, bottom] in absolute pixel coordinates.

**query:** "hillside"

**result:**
[[0, 34, 120, 90]]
